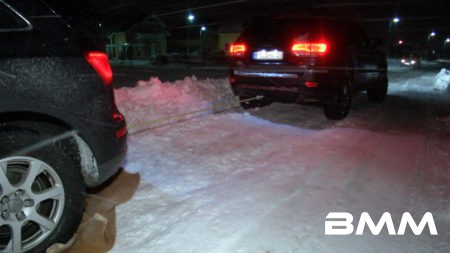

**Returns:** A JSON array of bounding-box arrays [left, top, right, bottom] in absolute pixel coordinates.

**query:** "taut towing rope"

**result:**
[[127, 95, 265, 135]]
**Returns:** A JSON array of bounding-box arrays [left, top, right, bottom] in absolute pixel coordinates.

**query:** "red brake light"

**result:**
[[86, 51, 113, 86], [230, 43, 247, 57], [305, 81, 318, 88], [291, 42, 328, 56], [112, 112, 124, 122], [115, 126, 127, 139]]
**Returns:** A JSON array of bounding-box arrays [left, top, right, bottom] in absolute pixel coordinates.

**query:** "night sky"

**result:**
[[46, 0, 450, 50]]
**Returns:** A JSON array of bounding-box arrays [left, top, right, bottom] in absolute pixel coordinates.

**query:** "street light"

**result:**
[[427, 32, 437, 59], [389, 17, 400, 58], [444, 38, 450, 58], [188, 14, 195, 22], [200, 26, 207, 56], [427, 32, 436, 42], [186, 13, 195, 54], [389, 17, 400, 31]]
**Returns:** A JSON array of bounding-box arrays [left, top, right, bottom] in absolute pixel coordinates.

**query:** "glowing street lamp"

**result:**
[[389, 17, 400, 30], [200, 26, 207, 56], [428, 32, 436, 43], [427, 32, 437, 43], [426, 32, 437, 59], [444, 38, 450, 57], [388, 17, 400, 57], [187, 14, 195, 22], [186, 13, 195, 54]]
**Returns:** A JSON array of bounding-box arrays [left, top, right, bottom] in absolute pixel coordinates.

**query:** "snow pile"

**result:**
[[434, 68, 450, 91], [115, 76, 239, 133]]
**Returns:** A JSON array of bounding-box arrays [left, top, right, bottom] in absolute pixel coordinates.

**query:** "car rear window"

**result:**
[[1, 0, 97, 57], [241, 18, 331, 41], [0, 0, 31, 31]]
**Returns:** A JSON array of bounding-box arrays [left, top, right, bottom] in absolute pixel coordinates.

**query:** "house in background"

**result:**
[[106, 15, 169, 61], [106, 32, 128, 60], [217, 25, 244, 55]]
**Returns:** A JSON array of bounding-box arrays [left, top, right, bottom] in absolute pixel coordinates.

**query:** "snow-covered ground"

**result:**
[[111, 68, 449, 253]]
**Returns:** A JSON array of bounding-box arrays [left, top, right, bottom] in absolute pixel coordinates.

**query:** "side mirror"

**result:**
[[372, 38, 383, 48]]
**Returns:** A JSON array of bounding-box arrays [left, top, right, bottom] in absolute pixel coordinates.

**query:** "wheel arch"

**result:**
[[0, 111, 100, 187]]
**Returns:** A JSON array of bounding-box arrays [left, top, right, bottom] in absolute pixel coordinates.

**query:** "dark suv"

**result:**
[[229, 16, 388, 120], [0, 0, 127, 252]]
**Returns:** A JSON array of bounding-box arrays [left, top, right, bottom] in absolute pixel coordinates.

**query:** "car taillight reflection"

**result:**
[[230, 43, 247, 57], [85, 51, 113, 86], [115, 126, 127, 139], [112, 112, 124, 122], [291, 42, 328, 56]]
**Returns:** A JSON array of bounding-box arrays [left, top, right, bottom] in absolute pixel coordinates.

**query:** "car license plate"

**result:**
[[253, 50, 283, 60]]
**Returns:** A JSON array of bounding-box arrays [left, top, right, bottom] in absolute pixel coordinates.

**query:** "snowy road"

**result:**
[[111, 67, 449, 253]]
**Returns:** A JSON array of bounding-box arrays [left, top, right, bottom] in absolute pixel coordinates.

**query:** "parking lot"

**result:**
[[84, 64, 450, 253]]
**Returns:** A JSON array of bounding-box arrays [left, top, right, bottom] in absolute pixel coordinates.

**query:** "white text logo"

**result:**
[[325, 212, 438, 235]]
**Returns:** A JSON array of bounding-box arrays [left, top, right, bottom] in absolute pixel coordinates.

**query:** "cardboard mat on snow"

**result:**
[[47, 170, 140, 253]]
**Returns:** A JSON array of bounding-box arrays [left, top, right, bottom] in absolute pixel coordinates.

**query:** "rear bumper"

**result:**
[[97, 147, 127, 184], [78, 118, 127, 186], [230, 66, 338, 102]]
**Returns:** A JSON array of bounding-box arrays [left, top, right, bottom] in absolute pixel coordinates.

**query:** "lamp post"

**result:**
[[186, 13, 195, 54], [427, 32, 436, 59], [428, 32, 436, 44], [200, 26, 206, 57], [388, 17, 400, 57], [444, 38, 450, 58]]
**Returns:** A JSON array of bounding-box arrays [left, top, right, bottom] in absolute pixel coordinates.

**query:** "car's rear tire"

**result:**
[[323, 81, 352, 120], [0, 127, 85, 253], [367, 73, 388, 102], [239, 95, 271, 109]]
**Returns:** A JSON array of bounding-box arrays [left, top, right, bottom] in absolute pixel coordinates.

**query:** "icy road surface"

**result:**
[[112, 68, 449, 253]]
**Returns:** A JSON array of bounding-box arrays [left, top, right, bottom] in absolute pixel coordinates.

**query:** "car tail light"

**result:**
[[112, 111, 126, 138], [305, 81, 318, 88], [291, 42, 328, 56], [86, 51, 113, 86], [112, 112, 124, 122], [115, 126, 127, 139], [230, 43, 247, 57]]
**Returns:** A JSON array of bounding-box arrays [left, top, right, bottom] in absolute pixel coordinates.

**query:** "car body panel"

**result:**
[[0, 0, 127, 186]]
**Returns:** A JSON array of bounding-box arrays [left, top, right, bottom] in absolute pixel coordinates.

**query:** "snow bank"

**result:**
[[115, 76, 239, 133], [434, 68, 450, 91]]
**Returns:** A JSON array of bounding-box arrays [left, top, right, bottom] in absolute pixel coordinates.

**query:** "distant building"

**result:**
[[106, 32, 128, 60], [217, 25, 244, 55], [106, 15, 169, 60]]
